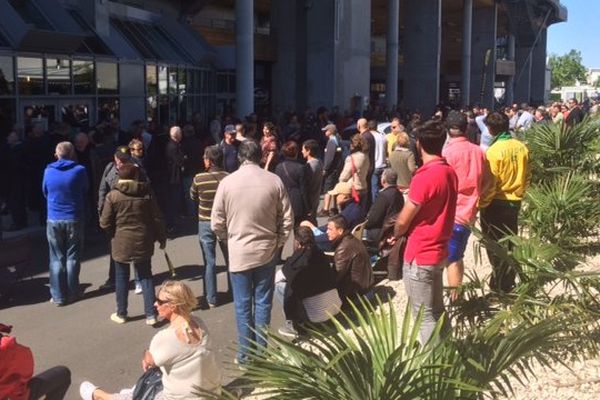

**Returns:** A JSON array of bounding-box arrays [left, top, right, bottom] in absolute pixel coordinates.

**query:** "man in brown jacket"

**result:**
[[100, 163, 166, 326], [326, 214, 373, 302]]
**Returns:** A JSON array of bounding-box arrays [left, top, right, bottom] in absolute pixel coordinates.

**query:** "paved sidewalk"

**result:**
[[1, 223, 289, 399]]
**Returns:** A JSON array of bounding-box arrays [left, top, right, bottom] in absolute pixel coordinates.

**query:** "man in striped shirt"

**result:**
[[190, 145, 229, 307]]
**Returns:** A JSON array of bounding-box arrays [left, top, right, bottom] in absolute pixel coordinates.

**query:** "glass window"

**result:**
[[0, 56, 14, 95], [46, 58, 71, 95], [178, 68, 186, 96], [97, 62, 118, 94], [61, 103, 89, 129], [17, 57, 44, 95], [73, 60, 94, 94], [168, 67, 177, 95], [99, 97, 119, 123], [159, 95, 169, 124], [146, 65, 157, 96], [158, 65, 167, 95], [193, 70, 201, 94], [169, 95, 177, 124], [146, 95, 157, 123]]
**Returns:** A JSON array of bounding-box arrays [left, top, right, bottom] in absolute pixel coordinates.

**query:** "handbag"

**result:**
[[132, 367, 163, 400], [349, 155, 361, 203]]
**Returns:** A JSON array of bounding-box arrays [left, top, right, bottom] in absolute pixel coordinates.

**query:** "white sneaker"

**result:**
[[110, 313, 127, 324], [135, 283, 142, 294], [80, 381, 98, 400], [146, 317, 157, 326]]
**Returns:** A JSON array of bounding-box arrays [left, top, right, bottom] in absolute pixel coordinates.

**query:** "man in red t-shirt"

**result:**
[[393, 120, 458, 343]]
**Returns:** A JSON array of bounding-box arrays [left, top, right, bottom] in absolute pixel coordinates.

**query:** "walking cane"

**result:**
[[164, 250, 177, 278]]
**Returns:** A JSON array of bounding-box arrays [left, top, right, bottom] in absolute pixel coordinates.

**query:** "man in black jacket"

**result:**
[[165, 126, 185, 232], [364, 168, 404, 242], [274, 226, 342, 337]]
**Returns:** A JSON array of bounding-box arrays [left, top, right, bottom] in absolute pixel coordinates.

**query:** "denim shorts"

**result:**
[[447, 223, 471, 263]]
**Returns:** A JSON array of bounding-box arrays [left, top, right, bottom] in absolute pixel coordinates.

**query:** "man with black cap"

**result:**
[[442, 111, 486, 301]]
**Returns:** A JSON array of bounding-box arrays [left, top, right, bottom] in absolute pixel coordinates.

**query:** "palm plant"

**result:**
[[199, 297, 590, 400], [525, 116, 600, 183]]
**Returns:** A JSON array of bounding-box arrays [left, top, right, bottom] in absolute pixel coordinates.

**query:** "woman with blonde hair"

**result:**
[[388, 131, 416, 191], [80, 281, 221, 400]]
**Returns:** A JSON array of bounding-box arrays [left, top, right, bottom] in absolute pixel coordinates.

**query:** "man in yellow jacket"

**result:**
[[479, 111, 531, 293]]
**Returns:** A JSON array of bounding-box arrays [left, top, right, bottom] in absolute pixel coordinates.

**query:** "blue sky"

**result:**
[[547, 0, 600, 68]]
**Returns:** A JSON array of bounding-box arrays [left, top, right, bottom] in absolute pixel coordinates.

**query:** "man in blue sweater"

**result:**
[[42, 141, 89, 306]]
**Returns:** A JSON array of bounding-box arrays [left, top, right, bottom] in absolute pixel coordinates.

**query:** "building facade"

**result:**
[[0, 0, 567, 139]]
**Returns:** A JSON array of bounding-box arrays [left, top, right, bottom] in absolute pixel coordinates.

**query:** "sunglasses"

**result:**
[[155, 297, 170, 305]]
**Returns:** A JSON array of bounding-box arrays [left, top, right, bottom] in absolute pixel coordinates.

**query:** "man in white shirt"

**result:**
[[368, 120, 387, 202]]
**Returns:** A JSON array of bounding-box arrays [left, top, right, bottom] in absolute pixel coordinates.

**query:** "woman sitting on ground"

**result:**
[[80, 281, 221, 400]]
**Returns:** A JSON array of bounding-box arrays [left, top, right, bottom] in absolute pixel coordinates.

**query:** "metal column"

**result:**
[[385, 0, 400, 111], [461, 0, 473, 108], [235, 0, 254, 118], [506, 34, 516, 105]]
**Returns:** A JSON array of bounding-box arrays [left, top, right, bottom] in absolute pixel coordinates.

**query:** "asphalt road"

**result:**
[[1, 219, 291, 399]]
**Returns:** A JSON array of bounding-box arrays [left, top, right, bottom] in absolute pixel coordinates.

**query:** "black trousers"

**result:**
[[480, 200, 521, 293], [28, 366, 71, 400]]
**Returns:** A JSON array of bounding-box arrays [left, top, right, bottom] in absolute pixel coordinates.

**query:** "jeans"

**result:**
[[198, 221, 230, 305], [28, 366, 71, 400], [403, 261, 448, 344], [47, 220, 82, 304], [481, 200, 521, 293], [230, 258, 277, 363], [371, 167, 385, 203], [114, 260, 156, 318]]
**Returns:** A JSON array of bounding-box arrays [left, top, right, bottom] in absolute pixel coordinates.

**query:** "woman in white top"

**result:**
[[338, 133, 369, 197], [80, 281, 221, 400]]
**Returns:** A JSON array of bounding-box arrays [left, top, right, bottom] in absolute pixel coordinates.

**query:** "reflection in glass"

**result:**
[[159, 95, 169, 125], [158, 65, 167, 95], [47, 58, 71, 95], [97, 62, 118, 94], [23, 104, 55, 132], [61, 103, 89, 128], [146, 65, 157, 96], [73, 60, 94, 94], [178, 68, 186, 95], [18, 57, 44, 95], [99, 97, 119, 122], [146, 95, 157, 122], [169, 95, 177, 124], [0, 56, 14, 95], [168, 68, 177, 95]]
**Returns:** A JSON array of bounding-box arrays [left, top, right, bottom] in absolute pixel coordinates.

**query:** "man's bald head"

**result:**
[[357, 118, 368, 132], [170, 126, 182, 142]]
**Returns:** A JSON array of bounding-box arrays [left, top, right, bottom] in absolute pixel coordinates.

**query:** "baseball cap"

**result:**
[[223, 124, 235, 134], [446, 110, 467, 131], [321, 124, 337, 133]]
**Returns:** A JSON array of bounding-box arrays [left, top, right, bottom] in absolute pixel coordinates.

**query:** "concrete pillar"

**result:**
[[461, 0, 473, 108], [81, 0, 110, 37], [235, 0, 254, 118], [470, 4, 497, 108], [402, 0, 442, 115], [386, 0, 400, 110], [271, 0, 300, 116], [514, 45, 531, 104], [305, 0, 371, 112], [505, 34, 516, 105], [530, 28, 547, 105]]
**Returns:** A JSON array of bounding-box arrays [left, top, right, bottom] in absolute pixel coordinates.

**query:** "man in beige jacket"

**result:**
[[211, 140, 293, 365]]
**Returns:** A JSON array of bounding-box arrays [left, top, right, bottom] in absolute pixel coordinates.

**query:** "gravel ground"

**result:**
[[243, 236, 600, 399]]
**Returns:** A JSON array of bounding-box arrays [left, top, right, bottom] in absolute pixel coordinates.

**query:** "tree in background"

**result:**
[[548, 49, 587, 89]]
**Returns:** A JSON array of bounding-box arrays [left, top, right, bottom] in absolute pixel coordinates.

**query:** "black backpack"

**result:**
[[132, 367, 163, 400]]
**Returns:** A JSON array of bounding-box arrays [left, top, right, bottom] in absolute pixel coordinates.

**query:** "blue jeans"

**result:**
[[371, 167, 385, 203], [114, 260, 156, 319], [230, 258, 277, 363], [47, 220, 82, 303], [198, 221, 230, 305], [403, 261, 448, 344]]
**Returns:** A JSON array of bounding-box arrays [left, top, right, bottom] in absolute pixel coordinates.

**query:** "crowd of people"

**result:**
[[0, 95, 593, 398]]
